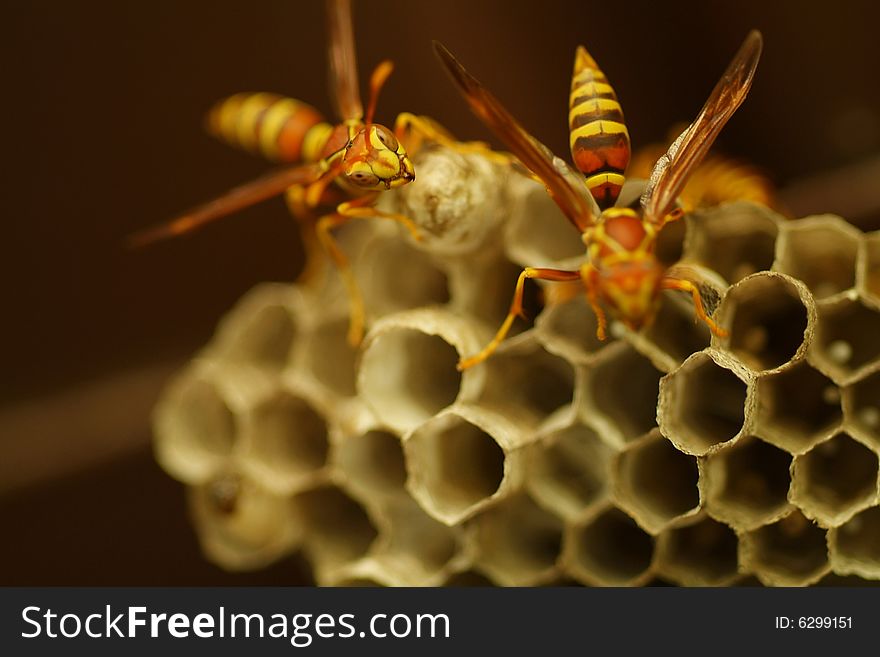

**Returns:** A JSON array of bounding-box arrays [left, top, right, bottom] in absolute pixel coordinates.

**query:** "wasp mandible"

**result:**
[[435, 31, 763, 370], [130, 0, 470, 345]]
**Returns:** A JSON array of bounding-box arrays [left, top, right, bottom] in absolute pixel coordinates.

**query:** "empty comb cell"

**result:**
[[713, 272, 814, 373], [790, 433, 879, 527], [774, 216, 861, 300], [701, 436, 792, 531], [294, 484, 380, 579], [843, 369, 880, 448], [811, 296, 880, 384], [358, 308, 486, 434], [239, 388, 329, 494], [658, 351, 750, 456], [656, 515, 740, 586], [526, 419, 613, 521], [740, 509, 830, 586], [213, 284, 301, 372], [614, 430, 701, 534], [468, 492, 564, 586], [154, 367, 238, 484], [828, 506, 880, 580], [534, 294, 610, 365], [683, 202, 781, 285], [404, 405, 515, 525], [584, 343, 664, 448], [504, 174, 586, 268], [754, 362, 843, 453], [336, 428, 407, 502], [564, 505, 655, 586]]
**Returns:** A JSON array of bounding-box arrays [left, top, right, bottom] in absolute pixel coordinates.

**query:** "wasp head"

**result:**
[[342, 124, 415, 191]]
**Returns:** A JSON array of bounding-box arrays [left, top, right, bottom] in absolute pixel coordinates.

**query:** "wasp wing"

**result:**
[[326, 0, 363, 122], [128, 162, 328, 248], [434, 41, 595, 232], [641, 30, 763, 225]]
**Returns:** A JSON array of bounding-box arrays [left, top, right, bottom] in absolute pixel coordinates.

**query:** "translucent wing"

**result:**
[[128, 162, 328, 247], [434, 42, 595, 232], [326, 0, 363, 122], [641, 30, 763, 225]]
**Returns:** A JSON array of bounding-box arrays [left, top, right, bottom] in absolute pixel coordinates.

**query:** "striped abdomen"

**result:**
[[569, 46, 631, 209], [207, 93, 334, 164]]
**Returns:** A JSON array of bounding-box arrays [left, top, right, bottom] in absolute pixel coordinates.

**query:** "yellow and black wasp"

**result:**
[[131, 0, 470, 344]]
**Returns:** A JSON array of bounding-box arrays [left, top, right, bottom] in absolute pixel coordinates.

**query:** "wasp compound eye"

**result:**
[[374, 125, 399, 151]]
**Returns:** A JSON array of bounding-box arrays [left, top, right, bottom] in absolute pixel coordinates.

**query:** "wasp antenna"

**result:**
[[365, 60, 394, 128]]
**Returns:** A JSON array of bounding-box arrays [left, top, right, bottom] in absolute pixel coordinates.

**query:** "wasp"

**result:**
[[435, 31, 763, 370], [130, 0, 470, 345]]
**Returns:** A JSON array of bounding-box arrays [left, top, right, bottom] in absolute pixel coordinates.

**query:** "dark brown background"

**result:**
[[2, 0, 878, 584]]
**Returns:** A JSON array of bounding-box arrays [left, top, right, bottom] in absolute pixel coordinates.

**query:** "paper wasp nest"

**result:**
[[153, 147, 880, 586]]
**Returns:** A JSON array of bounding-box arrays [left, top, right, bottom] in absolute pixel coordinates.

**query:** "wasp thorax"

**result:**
[[343, 125, 415, 191], [598, 257, 666, 330]]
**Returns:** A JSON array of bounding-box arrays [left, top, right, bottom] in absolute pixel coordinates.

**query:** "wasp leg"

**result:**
[[581, 263, 608, 341], [662, 277, 729, 337], [394, 112, 511, 165], [284, 185, 325, 284], [316, 194, 423, 346], [458, 267, 581, 370]]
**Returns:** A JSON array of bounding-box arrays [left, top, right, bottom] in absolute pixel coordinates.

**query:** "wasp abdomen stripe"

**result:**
[[207, 93, 330, 163], [569, 46, 631, 209]]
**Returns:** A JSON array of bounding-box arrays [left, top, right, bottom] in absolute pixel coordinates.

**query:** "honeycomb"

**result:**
[[153, 147, 880, 586]]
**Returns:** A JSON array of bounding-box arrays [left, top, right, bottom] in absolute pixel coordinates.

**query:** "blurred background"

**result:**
[[2, 0, 878, 584]]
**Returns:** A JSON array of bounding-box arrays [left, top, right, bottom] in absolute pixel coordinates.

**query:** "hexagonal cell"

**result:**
[[527, 421, 613, 521], [638, 290, 711, 370], [505, 175, 584, 268], [404, 407, 510, 525], [359, 234, 450, 317], [812, 297, 880, 383], [658, 352, 749, 456], [755, 362, 843, 453], [189, 473, 299, 571], [479, 338, 575, 427], [858, 232, 880, 305], [775, 217, 861, 300], [714, 272, 812, 372], [219, 291, 297, 372], [790, 433, 879, 527], [585, 344, 664, 447], [702, 436, 792, 531], [656, 516, 740, 586], [377, 497, 459, 584], [470, 493, 564, 586], [534, 294, 608, 364], [844, 369, 880, 448], [294, 484, 380, 574], [685, 202, 780, 285], [336, 429, 407, 501], [154, 372, 237, 484], [654, 217, 686, 267], [359, 310, 485, 434], [740, 510, 829, 586], [565, 506, 655, 586], [615, 431, 700, 534], [240, 390, 328, 494], [829, 506, 880, 579], [299, 315, 357, 398]]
